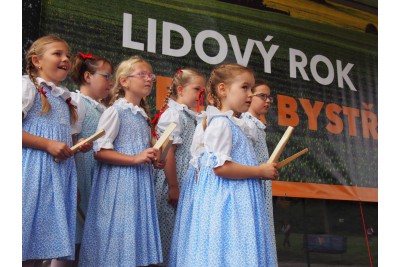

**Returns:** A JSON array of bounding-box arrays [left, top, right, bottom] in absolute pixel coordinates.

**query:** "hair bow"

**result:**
[[65, 97, 77, 109], [79, 52, 93, 60], [196, 88, 205, 112], [151, 112, 164, 139], [38, 85, 48, 98], [176, 69, 183, 74]]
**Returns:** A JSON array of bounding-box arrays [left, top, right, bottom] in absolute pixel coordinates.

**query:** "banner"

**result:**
[[39, 0, 378, 201]]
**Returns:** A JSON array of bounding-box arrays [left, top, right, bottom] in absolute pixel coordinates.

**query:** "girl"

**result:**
[[70, 52, 114, 264], [22, 35, 92, 266], [241, 79, 278, 266], [152, 68, 206, 265], [168, 94, 215, 267], [181, 64, 279, 267], [78, 56, 165, 267]]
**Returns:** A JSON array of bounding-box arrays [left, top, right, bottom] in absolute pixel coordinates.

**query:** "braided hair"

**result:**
[[202, 63, 254, 130], [25, 35, 78, 123]]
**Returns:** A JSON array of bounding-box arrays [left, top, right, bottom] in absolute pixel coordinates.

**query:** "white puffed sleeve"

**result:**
[[70, 91, 86, 135], [93, 106, 120, 152], [204, 118, 233, 168], [157, 108, 183, 144], [189, 123, 205, 169], [22, 76, 36, 119]]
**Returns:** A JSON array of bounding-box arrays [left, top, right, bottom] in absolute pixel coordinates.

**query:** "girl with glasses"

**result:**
[[69, 51, 114, 265], [241, 79, 278, 266], [79, 56, 164, 266]]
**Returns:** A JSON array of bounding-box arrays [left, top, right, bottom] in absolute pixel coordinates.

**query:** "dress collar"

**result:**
[[242, 112, 266, 130], [116, 98, 148, 119], [75, 90, 106, 112], [35, 77, 76, 105], [168, 98, 198, 119], [205, 106, 252, 132]]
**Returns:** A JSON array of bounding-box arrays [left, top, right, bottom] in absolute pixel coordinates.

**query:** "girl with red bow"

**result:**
[[152, 68, 205, 265]]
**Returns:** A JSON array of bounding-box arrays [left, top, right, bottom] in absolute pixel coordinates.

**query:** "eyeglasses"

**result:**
[[127, 71, 157, 82], [251, 93, 274, 103], [94, 72, 113, 81]]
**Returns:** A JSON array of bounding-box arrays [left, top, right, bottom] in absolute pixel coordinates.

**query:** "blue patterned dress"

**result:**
[[72, 92, 105, 244], [182, 115, 274, 267], [22, 76, 77, 261], [78, 98, 162, 267], [168, 111, 207, 267], [154, 99, 197, 265], [242, 112, 278, 266]]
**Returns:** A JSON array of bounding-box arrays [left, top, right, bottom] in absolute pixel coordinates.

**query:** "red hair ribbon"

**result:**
[[151, 112, 164, 139], [38, 85, 48, 98], [65, 97, 77, 109], [79, 52, 93, 60], [196, 88, 205, 112], [176, 69, 183, 74]]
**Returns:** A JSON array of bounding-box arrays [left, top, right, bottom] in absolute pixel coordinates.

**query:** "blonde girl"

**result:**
[[180, 64, 279, 267], [78, 56, 164, 267], [22, 35, 91, 267], [152, 68, 205, 265]]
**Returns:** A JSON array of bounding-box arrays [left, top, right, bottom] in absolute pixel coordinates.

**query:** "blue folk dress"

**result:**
[[78, 98, 162, 267], [242, 112, 278, 266], [181, 107, 274, 267], [22, 76, 77, 261], [168, 108, 209, 267], [71, 91, 106, 244], [154, 99, 198, 265]]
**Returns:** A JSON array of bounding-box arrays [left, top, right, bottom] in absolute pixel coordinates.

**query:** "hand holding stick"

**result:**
[[54, 129, 106, 163]]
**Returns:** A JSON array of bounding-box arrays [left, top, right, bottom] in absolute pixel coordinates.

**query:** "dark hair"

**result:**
[[71, 52, 113, 86]]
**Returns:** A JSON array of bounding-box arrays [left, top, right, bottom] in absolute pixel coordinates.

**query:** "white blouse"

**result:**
[[70, 90, 106, 134], [157, 99, 199, 145], [22, 75, 82, 134], [93, 98, 148, 152], [202, 106, 257, 168]]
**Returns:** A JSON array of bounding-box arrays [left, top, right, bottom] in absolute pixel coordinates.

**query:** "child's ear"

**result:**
[[120, 76, 128, 88], [84, 71, 91, 84], [177, 85, 183, 96], [217, 83, 226, 97], [31, 55, 41, 69]]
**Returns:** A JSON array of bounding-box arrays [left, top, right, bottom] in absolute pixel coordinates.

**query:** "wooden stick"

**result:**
[[153, 123, 176, 150], [70, 129, 106, 152], [276, 148, 309, 169], [267, 126, 294, 163], [159, 136, 173, 161], [54, 129, 106, 163]]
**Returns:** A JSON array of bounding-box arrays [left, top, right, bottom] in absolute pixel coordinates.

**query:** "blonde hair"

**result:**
[[202, 63, 253, 130], [159, 68, 205, 112], [25, 35, 78, 123], [110, 56, 152, 126]]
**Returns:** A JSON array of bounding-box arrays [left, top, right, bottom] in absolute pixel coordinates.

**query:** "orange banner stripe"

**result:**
[[272, 181, 377, 202]]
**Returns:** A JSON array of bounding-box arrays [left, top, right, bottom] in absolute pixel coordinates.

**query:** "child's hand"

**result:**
[[167, 185, 180, 207], [258, 162, 279, 180], [153, 159, 166, 169], [75, 138, 93, 153], [46, 140, 74, 161], [134, 148, 158, 164]]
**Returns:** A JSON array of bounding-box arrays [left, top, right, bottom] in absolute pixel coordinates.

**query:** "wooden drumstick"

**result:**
[[267, 126, 294, 163], [276, 148, 309, 169]]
